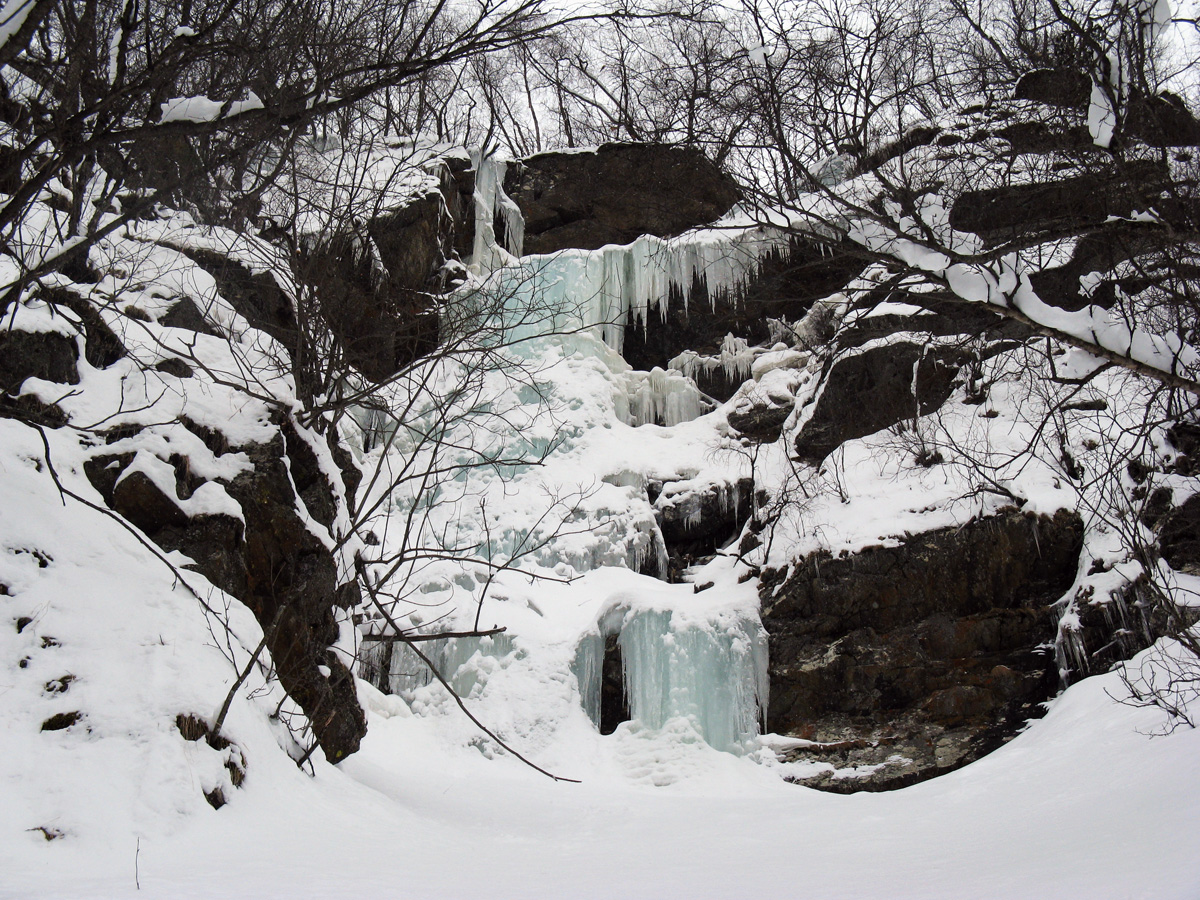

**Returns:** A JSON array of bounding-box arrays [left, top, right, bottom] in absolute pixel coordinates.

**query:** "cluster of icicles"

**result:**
[[468, 156, 791, 354]]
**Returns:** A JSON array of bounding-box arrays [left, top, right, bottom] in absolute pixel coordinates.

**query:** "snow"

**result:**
[[1087, 82, 1117, 148], [159, 93, 264, 124], [5, 620, 1200, 898], [1, 296, 81, 336], [0, 0, 43, 53]]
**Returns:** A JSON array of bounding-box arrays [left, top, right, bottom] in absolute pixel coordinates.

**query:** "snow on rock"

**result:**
[[0, 417, 308, 856]]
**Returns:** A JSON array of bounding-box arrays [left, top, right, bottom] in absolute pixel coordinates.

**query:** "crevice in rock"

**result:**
[[599, 634, 630, 735]]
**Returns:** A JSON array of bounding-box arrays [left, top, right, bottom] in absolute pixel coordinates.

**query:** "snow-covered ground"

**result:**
[[3, 634, 1199, 900]]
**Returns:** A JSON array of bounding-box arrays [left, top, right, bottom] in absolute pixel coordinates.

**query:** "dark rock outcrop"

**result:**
[[0, 324, 79, 392], [950, 160, 1168, 243], [1014, 68, 1092, 108], [84, 417, 367, 761], [503, 143, 742, 256], [177, 246, 297, 348], [760, 508, 1084, 790], [1160, 493, 1200, 575], [793, 341, 962, 464], [175, 194, 447, 385], [303, 191, 444, 383], [653, 476, 755, 581], [726, 391, 797, 443], [1014, 69, 1200, 147]]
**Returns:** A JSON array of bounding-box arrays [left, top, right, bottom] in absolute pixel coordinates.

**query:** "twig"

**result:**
[[211, 606, 286, 741], [360, 627, 507, 643]]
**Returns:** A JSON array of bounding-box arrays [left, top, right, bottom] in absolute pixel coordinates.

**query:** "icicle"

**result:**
[[571, 632, 605, 726], [497, 191, 525, 258], [468, 152, 524, 276], [472, 222, 792, 354], [621, 366, 706, 427], [666, 335, 755, 386]]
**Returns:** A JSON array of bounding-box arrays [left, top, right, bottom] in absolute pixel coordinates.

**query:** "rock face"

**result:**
[[760, 509, 1084, 790], [949, 160, 1168, 243], [652, 476, 756, 581], [302, 188, 445, 383], [85, 418, 367, 762], [792, 341, 963, 464], [503, 143, 742, 256], [1159, 493, 1200, 575]]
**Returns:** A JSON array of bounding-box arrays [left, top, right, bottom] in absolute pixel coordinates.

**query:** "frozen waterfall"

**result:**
[[571, 607, 769, 753], [469, 152, 525, 276]]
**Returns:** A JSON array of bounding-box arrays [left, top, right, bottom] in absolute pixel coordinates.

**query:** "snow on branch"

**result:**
[[159, 92, 265, 124]]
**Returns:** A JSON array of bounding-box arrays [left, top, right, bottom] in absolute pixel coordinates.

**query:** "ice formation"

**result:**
[[669, 334, 758, 385], [572, 608, 769, 753], [355, 151, 776, 757], [363, 632, 518, 697], [619, 366, 708, 427], [469, 152, 525, 276], [471, 211, 791, 354]]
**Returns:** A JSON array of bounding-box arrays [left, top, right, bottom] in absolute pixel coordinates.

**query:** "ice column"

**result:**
[[575, 608, 769, 752], [469, 153, 525, 276], [370, 632, 517, 696], [622, 366, 707, 427]]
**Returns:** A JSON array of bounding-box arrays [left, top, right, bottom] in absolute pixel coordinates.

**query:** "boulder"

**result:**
[[178, 245, 297, 347], [726, 367, 807, 443], [793, 341, 962, 464], [760, 508, 1084, 790], [1013, 68, 1091, 108], [0, 326, 79, 393], [949, 160, 1168, 243], [84, 416, 367, 761]]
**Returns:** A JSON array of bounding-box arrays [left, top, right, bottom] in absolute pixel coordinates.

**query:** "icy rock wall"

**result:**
[[572, 608, 769, 753]]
